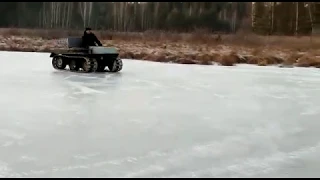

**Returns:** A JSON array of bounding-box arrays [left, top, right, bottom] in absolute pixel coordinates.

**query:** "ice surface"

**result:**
[[0, 51, 320, 177]]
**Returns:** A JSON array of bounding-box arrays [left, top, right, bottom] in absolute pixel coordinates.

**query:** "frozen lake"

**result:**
[[0, 51, 320, 177]]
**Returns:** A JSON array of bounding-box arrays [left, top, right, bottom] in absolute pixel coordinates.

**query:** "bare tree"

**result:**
[[79, 2, 93, 27]]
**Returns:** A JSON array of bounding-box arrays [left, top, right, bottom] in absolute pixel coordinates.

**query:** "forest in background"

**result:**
[[0, 2, 319, 36]]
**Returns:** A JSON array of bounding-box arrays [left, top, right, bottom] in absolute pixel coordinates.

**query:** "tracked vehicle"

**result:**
[[49, 37, 123, 73]]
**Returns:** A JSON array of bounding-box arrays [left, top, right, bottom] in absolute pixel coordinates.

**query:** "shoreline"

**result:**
[[0, 33, 319, 68]]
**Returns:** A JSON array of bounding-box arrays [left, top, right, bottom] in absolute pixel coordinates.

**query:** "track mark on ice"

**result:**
[[67, 82, 105, 95], [0, 130, 25, 140], [19, 156, 37, 162], [73, 153, 100, 160], [213, 93, 226, 98], [134, 79, 166, 88], [171, 142, 320, 177], [63, 75, 77, 80], [0, 161, 20, 178], [2, 141, 14, 147], [300, 106, 320, 115]]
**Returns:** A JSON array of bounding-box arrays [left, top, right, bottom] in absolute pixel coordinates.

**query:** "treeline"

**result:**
[[0, 2, 249, 33], [253, 2, 320, 35], [1, 2, 320, 36]]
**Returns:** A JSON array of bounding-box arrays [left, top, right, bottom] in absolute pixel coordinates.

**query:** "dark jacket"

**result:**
[[82, 31, 102, 48]]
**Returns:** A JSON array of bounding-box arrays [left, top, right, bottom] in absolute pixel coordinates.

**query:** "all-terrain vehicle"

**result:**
[[49, 37, 123, 73]]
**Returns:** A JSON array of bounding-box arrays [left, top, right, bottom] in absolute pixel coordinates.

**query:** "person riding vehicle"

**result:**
[[82, 27, 102, 48]]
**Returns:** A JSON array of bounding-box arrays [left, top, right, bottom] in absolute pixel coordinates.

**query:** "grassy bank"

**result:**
[[0, 28, 320, 67]]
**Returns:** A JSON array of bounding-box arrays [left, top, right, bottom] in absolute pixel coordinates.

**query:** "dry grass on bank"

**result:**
[[0, 28, 320, 67]]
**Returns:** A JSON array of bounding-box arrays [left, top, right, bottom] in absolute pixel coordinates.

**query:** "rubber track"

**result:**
[[53, 55, 97, 73], [52, 56, 66, 70], [110, 58, 123, 72], [82, 57, 94, 73], [52, 55, 121, 73]]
